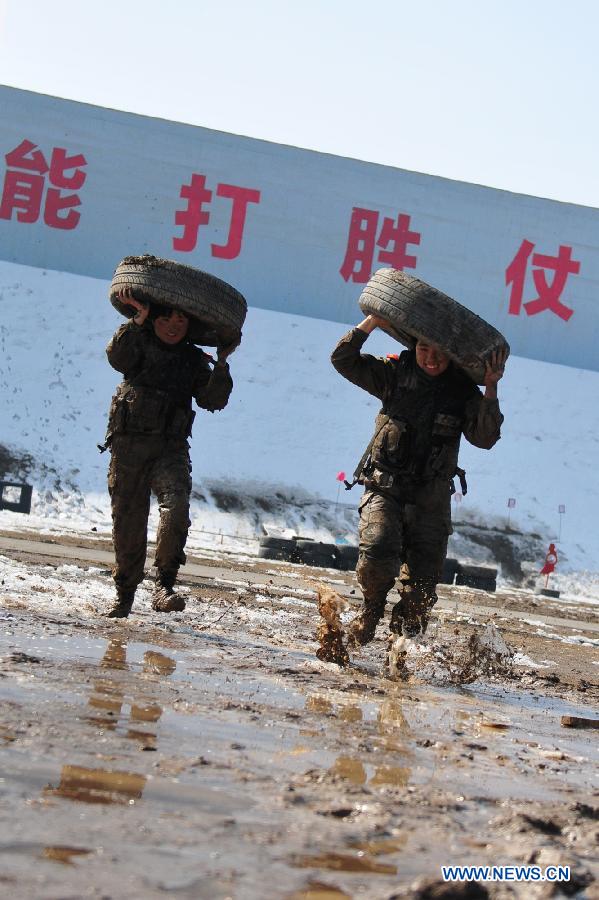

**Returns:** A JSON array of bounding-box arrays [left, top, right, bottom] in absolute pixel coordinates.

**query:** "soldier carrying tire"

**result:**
[[331, 269, 508, 651], [102, 256, 246, 618]]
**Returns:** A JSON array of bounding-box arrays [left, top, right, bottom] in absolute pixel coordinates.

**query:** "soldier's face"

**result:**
[[153, 309, 189, 345], [415, 341, 450, 376]]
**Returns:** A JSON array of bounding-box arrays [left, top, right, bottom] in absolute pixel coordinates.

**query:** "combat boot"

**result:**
[[151, 573, 185, 613], [347, 598, 386, 647], [390, 579, 437, 638], [104, 589, 135, 619]]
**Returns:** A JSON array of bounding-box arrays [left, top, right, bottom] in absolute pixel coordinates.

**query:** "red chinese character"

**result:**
[[44, 189, 84, 229], [340, 207, 421, 283], [339, 208, 379, 283], [506, 239, 580, 322], [173, 174, 212, 252], [6, 139, 48, 172], [49, 148, 87, 190], [377, 213, 421, 270], [0, 139, 87, 230], [211, 184, 261, 259], [0, 171, 44, 223], [173, 174, 261, 257]]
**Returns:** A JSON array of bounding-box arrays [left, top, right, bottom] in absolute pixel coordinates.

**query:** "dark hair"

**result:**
[[149, 303, 185, 321]]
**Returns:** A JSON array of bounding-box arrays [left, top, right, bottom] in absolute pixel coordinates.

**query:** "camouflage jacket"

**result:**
[[105, 321, 233, 442], [331, 328, 503, 494]]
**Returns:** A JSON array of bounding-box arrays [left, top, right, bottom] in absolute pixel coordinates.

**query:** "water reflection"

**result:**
[[377, 698, 410, 735], [42, 846, 93, 864], [305, 695, 333, 715], [295, 852, 397, 875], [45, 764, 147, 804], [288, 881, 351, 899], [85, 639, 176, 749], [330, 756, 367, 785], [349, 835, 407, 855], [370, 765, 410, 787], [329, 755, 412, 789], [338, 704, 363, 723], [143, 650, 177, 677]]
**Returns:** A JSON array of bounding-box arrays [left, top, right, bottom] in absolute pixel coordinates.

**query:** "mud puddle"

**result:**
[[0, 573, 597, 897]]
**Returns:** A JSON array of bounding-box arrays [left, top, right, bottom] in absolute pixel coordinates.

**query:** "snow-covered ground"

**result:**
[[1, 259, 598, 582]]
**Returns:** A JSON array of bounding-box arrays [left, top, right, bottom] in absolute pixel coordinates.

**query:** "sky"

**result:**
[[0, 0, 597, 209]]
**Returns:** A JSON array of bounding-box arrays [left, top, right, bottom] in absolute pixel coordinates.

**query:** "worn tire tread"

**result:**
[[359, 268, 509, 383]]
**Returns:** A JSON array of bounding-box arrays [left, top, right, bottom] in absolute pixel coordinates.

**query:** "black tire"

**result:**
[[455, 564, 497, 592], [455, 575, 497, 592], [334, 544, 359, 571], [259, 536, 297, 552], [439, 557, 460, 585], [358, 268, 509, 384], [295, 540, 339, 568], [258, 547, 295, 563], [458, 564, 498, 580], [110, 255, 247, 346], [474, 578, 497, 593]]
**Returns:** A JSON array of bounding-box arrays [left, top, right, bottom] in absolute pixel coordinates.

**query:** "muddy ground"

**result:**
[[0, 533, 597, 899]]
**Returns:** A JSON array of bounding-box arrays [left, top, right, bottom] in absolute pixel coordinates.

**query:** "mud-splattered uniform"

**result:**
[[331, 328, 503, 637], [105, 320, 232, 597]]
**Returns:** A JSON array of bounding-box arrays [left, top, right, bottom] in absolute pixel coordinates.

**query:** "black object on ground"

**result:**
[[334, 544, 360, 571], [0, 481, 32, 514], [294, 539, 338, 568], [258, 536, 297, 563], [455, 564, 497, 593], [439, 557, 460, 585]]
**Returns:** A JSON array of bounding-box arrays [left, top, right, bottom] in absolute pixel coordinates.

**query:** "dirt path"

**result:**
[[0, 534, 597, 899]]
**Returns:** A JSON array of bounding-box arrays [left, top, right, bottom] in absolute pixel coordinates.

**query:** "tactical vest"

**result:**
[[105, 337, 200, 443], [359, 350, 474, 495]]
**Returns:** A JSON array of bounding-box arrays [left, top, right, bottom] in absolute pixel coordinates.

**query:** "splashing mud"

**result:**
[[315, 585, 349, 666], [441, 623, 514, 684], [381, 623, 515, 685], [386, 635, 408, 681]]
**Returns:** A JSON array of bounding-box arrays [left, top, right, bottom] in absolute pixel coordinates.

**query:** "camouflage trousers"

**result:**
[[356, 483, 451, 637], [108, 435, 192, 593]]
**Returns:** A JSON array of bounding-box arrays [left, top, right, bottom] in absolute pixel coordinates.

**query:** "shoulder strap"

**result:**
[[344, 414, 390, 490]]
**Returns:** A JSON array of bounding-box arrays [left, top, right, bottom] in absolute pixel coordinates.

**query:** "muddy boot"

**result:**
[[151, 573, 185, 613], [104, 589, 135, 619], [390, 580, 437, 638], [347, 598, 386, 647]]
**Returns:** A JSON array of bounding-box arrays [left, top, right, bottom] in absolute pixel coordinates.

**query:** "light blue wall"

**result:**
[[1, 86, 597, 370]]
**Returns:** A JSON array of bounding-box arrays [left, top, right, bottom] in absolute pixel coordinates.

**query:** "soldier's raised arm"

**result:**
[[331, 315, 396, 401], [462, 349, 506, 449], [106, 289, 149, 375], [192, 338, 237, 412]]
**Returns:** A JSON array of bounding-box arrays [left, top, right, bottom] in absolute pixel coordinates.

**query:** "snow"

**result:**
[[513, 653, 553, 668], [1, 259, 598, 585]]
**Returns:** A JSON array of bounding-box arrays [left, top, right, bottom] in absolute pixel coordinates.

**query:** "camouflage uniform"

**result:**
[[331, 328, 503, 641], [105, 320, 232, 608]]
